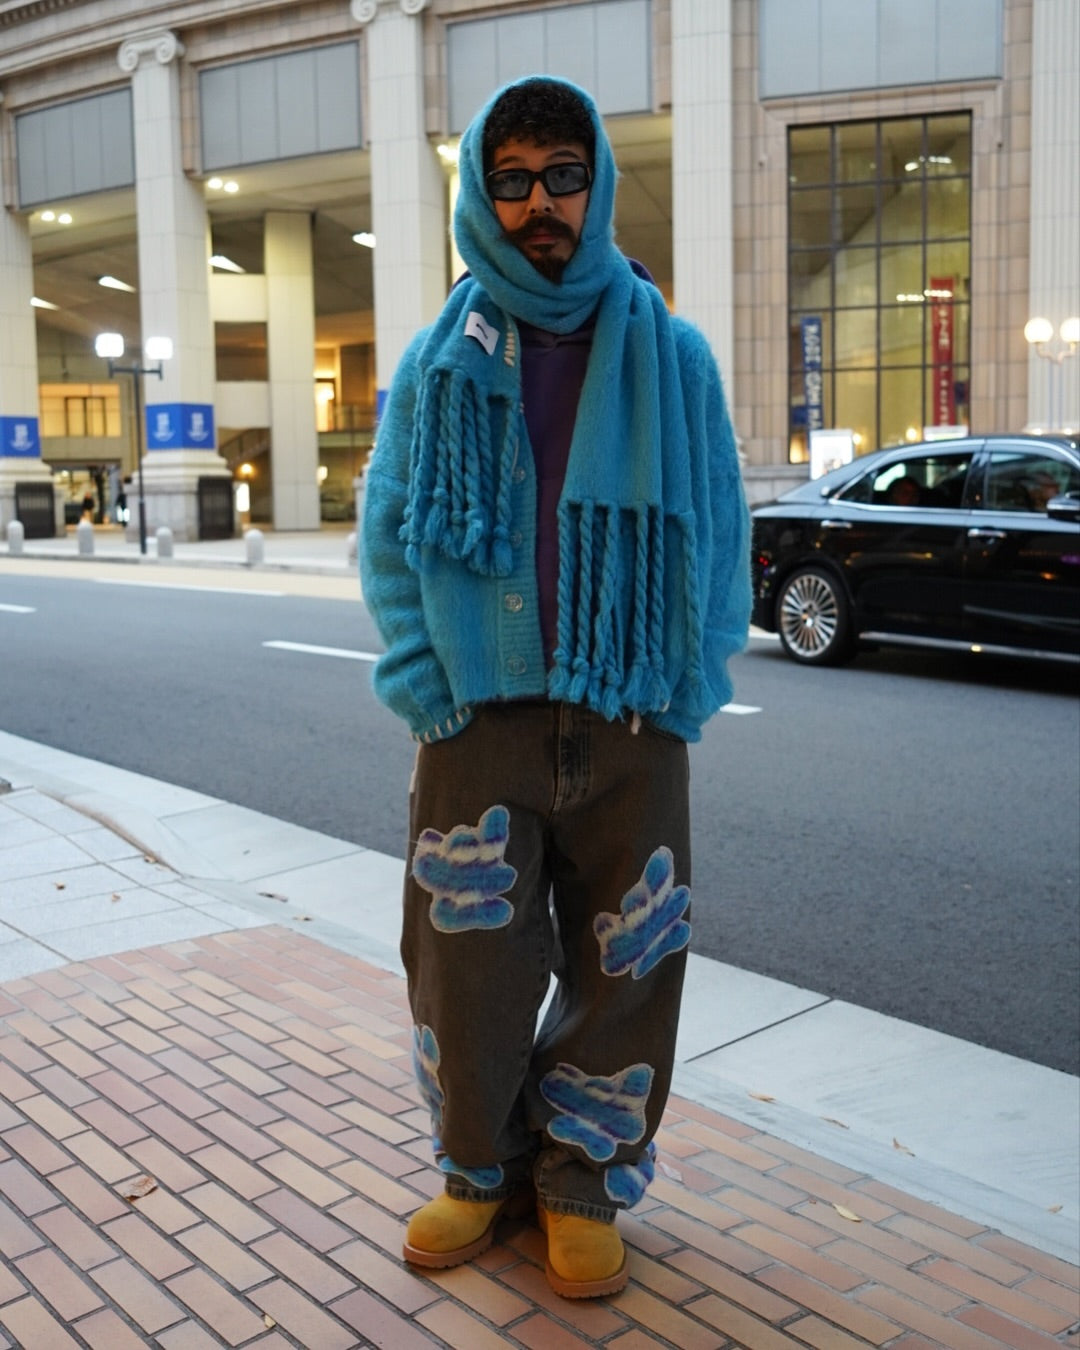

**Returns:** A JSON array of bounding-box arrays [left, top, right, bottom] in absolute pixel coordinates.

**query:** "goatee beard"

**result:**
[[528, 253, 568, 283], [504, 219, 576, 283]]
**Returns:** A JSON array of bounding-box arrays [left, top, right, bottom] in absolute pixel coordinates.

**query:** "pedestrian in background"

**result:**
[[361, 75, 750, 1299]]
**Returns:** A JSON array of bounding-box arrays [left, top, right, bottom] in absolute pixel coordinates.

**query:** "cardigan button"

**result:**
[[503, 593, 524, 613], [507, 656, 526, 676], [513, 466, 526, 484], [510, 530, 522, 547]]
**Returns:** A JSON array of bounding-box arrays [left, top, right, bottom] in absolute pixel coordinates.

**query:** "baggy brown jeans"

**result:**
[[401, 700, 691, 1221]]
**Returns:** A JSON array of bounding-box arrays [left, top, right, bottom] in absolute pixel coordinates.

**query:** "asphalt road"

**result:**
[[2, 568, 1077, 1074]]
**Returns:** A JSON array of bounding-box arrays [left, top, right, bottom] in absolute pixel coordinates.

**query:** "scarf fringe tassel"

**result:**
[[400, 368, 517, 578], [548, 502, 708, 719]]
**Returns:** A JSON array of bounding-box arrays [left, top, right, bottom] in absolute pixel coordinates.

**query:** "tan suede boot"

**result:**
[[537, 1202, 628, 1298], [402, 1194, 505, 1268]]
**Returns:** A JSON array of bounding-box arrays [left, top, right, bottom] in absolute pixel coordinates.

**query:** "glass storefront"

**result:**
[[788, 114, 972, 462]]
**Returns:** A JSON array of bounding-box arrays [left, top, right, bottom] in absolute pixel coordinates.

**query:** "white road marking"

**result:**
[[263, 640, 379, 662], [721, 702, 762, 715], [0, 603, 36, 613], [94, 578, 286, 597]]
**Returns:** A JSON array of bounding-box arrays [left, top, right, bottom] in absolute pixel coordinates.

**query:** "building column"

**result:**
[[265, 212, 320, 530], [119, 29, 231, 541], [1027, 0, 1080, 431], [354, 0, 446, 411], [0, 146, 59, 535], [671, 0, 735, 386]]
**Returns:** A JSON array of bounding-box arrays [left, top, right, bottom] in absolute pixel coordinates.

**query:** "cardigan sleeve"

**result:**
[[360, 334, 472, 742], [674, 319, 752, 720], [701, 352, 752, 689]]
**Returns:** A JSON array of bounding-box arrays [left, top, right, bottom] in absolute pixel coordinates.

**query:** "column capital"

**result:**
[[118, 29, 185, 73], [350, 0, 429, 25]]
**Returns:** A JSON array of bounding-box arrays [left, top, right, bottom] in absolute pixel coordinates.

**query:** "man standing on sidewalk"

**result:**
[[361, 75, 750, 1298]]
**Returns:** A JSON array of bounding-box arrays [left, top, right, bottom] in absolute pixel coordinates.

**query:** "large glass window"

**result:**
[[39, 384, 121, 439], [787, 114, 972, 464]]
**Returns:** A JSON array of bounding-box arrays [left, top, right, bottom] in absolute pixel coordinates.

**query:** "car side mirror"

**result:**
[[1046, 494, 1080, 521]]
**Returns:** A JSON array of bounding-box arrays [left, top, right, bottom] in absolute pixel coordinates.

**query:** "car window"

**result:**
[[837, 451, 974, 508], [983, 452, 1080, 513]]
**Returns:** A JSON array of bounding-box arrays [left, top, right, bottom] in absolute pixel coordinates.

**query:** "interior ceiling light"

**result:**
[[352, 231, 376, 248], [31, 296, 59, 309], [437, 142, 460, 166], [57, 212, 73, 224], [223, 180, 239, 193], [210, 254, 246, 273], [207, 177, 224, 189], [40, 210, 56, 222], [98, 275, 136, 293]]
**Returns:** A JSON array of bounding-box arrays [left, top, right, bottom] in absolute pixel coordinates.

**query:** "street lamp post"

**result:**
[[94, 333, 173, 554], [1024, 316, 1080, 433]]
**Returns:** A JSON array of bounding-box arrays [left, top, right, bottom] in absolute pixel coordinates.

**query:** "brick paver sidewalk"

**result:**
[[0, 927, 1076, 1349]]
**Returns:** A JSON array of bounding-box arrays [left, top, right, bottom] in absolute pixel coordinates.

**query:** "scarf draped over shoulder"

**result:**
[[400, 77, 707, 719]]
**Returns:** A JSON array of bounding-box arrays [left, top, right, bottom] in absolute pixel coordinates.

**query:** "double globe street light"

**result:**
[[94, 333, 173, 555], [1023, 315, 1079, 434]]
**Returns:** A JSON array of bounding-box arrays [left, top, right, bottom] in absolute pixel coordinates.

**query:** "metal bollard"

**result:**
[[6, 520, 24, 555], [76, 519, 94, 555], [155, 526, 174, 559], [346, 531, 357, 562], [244, 528, 265, 565]]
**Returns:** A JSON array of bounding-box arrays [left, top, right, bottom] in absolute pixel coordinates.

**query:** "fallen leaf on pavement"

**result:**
[[892, 1138, 915, 1155], [258, 891, 289, 901], [749, 1092, 775, 1102], [822, 1117, 849, 1129], [658, 1161, 682, 1181], [1048, 1203, 1063, 1212], [120, 1175, 158, 1202], [832, 1203, 862, 1222], [111, 894, 122, 902], [263, 1315, 277, 1329], [54, 882, 65, 890]]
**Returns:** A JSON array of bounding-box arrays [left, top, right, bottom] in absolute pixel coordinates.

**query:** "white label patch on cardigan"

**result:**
[[464, 311, 499, 355]]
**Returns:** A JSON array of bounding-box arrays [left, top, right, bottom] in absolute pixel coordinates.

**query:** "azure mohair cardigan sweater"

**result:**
[[360, 311, 751, 745]]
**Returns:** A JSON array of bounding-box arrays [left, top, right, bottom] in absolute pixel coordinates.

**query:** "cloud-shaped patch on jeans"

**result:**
[[593, 846, 690, 978], [412, 804, 517, 932], [412, 1024, 445, 1130], [437, 1152, 505, 1190], [539, 1061, 654, 1163], [604, 1140, 656, 1207]]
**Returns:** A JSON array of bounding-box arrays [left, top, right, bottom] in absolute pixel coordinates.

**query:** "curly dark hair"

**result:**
[[481, 79, 595, 172]]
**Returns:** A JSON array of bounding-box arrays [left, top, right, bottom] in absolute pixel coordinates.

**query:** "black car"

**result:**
[[751, 433, 1080, 665]]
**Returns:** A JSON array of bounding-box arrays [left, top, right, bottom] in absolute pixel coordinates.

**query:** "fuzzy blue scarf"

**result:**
[[400, 76, 703, 716]]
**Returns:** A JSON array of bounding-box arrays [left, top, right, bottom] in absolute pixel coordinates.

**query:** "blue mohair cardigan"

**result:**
[[360, 314, 751, 745]]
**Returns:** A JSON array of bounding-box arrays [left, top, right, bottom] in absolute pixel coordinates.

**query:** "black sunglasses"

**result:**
[[486, 162, 592, 202]]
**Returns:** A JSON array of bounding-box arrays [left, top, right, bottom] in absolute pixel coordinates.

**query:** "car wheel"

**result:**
[[776, 567, 855, 665]]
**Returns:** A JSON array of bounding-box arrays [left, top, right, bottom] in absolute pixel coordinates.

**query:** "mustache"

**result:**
[[504, 217, 578, 247]]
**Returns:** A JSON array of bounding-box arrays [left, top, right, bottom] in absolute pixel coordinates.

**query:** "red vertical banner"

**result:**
[[930, 276, 955, 426]]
